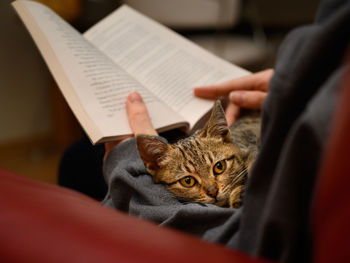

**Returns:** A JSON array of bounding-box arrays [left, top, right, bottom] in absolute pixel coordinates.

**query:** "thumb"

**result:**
[[126, 91, 157, 136]]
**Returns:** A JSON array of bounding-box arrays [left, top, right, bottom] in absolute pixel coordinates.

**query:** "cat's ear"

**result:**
[[200, 100, 231, 141], [136, 135, 169, 174]]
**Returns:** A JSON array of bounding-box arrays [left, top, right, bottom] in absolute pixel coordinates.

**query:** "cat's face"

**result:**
[[136, 101, 249, 208]]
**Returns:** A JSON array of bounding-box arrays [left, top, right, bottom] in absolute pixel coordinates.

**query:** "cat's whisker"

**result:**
[[230, 166, 247, 185]]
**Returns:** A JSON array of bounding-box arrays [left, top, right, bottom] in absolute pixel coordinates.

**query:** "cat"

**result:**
[[136, 100, 260, 208]]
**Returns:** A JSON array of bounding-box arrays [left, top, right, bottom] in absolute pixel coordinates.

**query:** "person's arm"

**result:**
[[194, 69, 274, 125]]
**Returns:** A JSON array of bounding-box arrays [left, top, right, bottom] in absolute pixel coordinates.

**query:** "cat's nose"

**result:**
[[207, 186, 218, 198]]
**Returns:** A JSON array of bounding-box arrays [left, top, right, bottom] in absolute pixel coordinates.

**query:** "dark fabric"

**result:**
[[58, 129, 187, 199], [103, 0, 350, 262], [235, 0, 350, 260], [58, 137, 107, 200]]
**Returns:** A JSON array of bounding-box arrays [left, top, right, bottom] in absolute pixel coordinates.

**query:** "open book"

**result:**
[[12, 0, 250, 144]]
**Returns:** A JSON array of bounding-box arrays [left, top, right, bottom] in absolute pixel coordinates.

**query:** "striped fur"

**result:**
[[136, 101, 260, 208]]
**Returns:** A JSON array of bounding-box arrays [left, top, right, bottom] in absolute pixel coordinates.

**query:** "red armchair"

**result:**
[[1, 67, 349, 263], [0, 167, 270, 263], [312, 61, 350, 263]]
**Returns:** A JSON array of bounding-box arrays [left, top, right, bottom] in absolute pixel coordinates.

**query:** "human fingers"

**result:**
[[229, 90, 267, 110], [194, 69, 274, 99], [225, 102, 240, 126], [104, 91, 157, 161], [126, 91, 158, 136]]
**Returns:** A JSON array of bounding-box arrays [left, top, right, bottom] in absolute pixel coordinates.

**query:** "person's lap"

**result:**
[[58, 129, 187, 199]]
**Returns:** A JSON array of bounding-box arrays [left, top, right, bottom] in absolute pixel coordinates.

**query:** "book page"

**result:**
[[13, 1, 186, 143], [84, 5, 250, 129]]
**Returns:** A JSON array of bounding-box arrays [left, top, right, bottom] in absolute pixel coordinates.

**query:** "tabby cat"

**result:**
[[136, 101, 260, 208]]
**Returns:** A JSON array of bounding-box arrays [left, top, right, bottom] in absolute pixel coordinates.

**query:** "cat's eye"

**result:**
[[179, 176, 197, 188], [213, 160, 226, 175]]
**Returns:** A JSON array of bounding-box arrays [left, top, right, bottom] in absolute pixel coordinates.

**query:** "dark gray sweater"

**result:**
[[103, 0, 350, 262]]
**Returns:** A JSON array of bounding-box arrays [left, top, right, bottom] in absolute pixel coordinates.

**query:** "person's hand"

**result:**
[[104, 91, 157, 161], [194, 69, 274, 125]]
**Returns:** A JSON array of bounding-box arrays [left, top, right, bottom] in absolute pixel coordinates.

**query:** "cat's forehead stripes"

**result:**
[[207, 151, 215, 163], [175, 137, 208, 166]]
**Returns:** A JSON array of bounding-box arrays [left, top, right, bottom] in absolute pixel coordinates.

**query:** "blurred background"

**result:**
[[0, 0, 319, 185]]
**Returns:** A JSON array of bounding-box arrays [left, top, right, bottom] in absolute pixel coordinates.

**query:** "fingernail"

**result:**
[[229, 92, 244, 104], [193, 87, 201, 93], [129, 91, 143, 103]]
